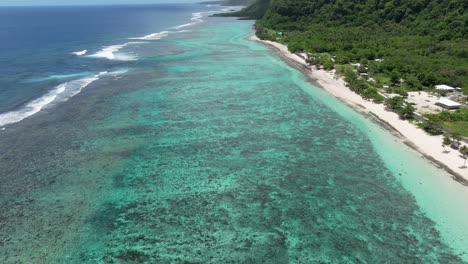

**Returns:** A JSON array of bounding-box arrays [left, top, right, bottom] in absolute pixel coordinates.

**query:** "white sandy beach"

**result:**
[[249, 35, 467, 182]]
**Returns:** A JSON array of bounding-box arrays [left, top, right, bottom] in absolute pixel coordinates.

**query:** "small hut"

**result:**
[[436, 98, 461, 109], [435, 85, 455, 91]]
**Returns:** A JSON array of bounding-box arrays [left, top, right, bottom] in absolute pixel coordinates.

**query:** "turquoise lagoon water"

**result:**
[[1, 9, 468, 264]]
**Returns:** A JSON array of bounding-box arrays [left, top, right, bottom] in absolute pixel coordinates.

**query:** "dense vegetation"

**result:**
[[256, 0, 467, 92], [424, 109, 468, 136], [220, 0, 467, 135]]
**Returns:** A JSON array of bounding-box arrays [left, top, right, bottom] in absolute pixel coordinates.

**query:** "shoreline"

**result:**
[[248, 34, 468, 184]]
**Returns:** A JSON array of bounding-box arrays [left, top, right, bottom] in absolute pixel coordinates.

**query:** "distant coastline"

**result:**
[[249, 34, 468, 184]]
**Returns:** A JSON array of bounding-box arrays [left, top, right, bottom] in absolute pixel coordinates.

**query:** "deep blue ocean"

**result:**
[[0, 3, 227, 125]]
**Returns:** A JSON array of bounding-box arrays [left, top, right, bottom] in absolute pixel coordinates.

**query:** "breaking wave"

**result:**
[[87, 42, 144, 61], [72, 50, 87, 56], [174, 12, 204, 30], [0, 71, 126, 127]]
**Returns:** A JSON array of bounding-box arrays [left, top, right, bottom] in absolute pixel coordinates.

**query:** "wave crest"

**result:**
[[72, 50, 87, 56], [0, 78, 97, 127], [0, 71, 126, 127], [88, 43, 140, 61], [130, 31, 170, 40], [174, 12, 204, 30]]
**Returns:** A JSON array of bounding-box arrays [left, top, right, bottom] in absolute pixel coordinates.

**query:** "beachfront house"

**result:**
[[435, 85, 456, 91], [435, 98, 461, 109]]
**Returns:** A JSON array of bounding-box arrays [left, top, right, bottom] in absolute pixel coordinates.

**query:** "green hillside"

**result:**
[[256, 0, 467, 93], [263, 0, 466, 37]]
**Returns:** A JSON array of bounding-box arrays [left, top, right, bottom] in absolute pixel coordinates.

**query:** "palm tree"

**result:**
[[451, 132, 462, 143], [442, 134, 452, 153], [459, 145, 468, 168]]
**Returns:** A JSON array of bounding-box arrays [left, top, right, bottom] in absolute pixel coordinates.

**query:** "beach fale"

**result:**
[[435, 98, 461, 109], [435, 85, 456, 91]]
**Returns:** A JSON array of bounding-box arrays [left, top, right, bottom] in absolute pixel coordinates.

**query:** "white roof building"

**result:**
[[435, 85, 455, 91], [436, 98, 461, 109]]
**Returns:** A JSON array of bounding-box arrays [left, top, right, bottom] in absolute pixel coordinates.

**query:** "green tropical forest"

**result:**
[[218, 0, 468, 136]]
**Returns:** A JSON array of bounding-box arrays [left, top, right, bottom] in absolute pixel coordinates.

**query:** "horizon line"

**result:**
[[0, 2, 206, 7]]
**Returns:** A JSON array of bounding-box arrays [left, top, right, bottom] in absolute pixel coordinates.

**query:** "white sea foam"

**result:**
[[88, 43, 140, 61], [174, 23, 194, 30], [129, 29, 190, 42], [220, 6, 243, 12], [27, 72, 91, 83], [88, 44, 131, 60], [0, 70, 126, 127], [0, 78, 96, 126], [174, 12, 204, 29], [72, 49, 87, 56], [192, 12, 203, 20], [105, 69, 129, 76], [130, 31, 170, 40]]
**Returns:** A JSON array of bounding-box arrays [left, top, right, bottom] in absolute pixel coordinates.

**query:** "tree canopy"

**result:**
[[248, 0, 467, 92]]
